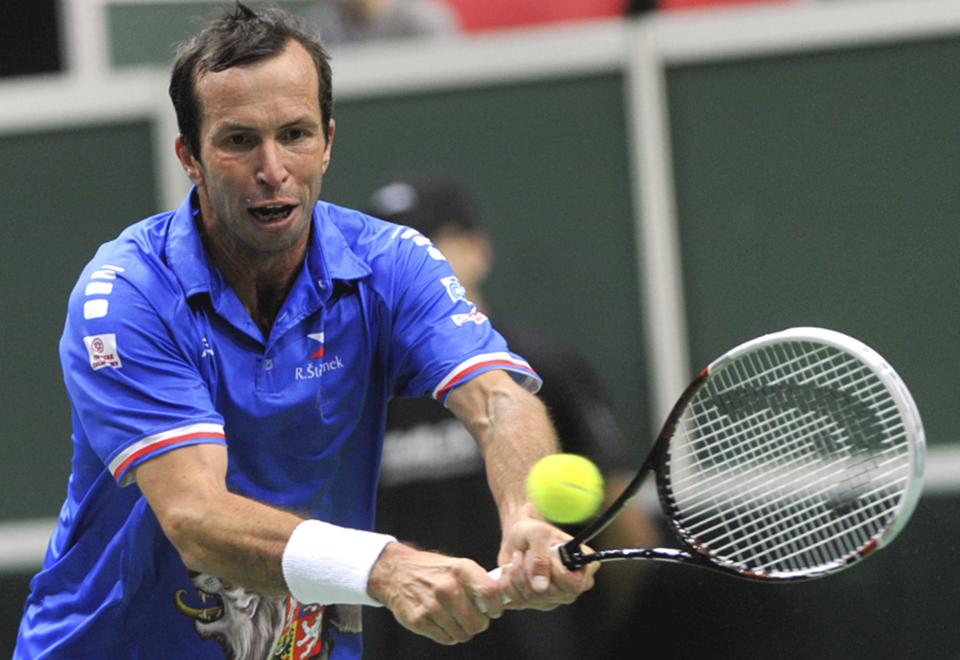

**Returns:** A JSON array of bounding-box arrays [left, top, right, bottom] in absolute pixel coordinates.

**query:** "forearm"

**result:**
[[484, 394, 558, 530], [163, 490, 396, 605], [164, 489, 301, 595], [447, 372, 559, 530], [136, 444, 394, 605]]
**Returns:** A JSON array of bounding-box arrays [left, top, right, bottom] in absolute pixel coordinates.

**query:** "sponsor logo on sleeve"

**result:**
[[451, 308, 489, 327], [83, 333, 122, 370], [440, 276, 468, 304]]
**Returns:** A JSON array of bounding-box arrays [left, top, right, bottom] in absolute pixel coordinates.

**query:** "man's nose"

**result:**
[[256, 140, 288, 188]]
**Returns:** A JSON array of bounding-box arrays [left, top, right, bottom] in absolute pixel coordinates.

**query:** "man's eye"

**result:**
[[286, 128, 308, 140]]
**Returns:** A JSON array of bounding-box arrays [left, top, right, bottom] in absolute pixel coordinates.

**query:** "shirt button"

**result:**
[[264, 358, 274, 371]]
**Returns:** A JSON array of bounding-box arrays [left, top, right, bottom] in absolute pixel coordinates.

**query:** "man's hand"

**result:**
[[496, 503, 598, 610], [446, 372, 599, 612], [367, 542, 505, 645]]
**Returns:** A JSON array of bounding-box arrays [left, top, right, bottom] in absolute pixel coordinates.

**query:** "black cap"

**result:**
[[364, 174, 481, 238]]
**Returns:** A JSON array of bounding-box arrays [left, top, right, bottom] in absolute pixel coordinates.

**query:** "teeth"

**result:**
[[251, 205, 292, 220]]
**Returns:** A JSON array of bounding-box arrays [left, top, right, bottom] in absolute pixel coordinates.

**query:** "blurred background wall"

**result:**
[[1, 0, 957, 656]]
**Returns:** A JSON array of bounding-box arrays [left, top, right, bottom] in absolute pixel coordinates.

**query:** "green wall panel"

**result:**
[[667, 37, 960, 446], [108, 1, 316, 68], [0, 120, 158, 519]]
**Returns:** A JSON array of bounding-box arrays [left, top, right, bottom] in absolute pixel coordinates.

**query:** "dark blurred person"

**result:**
[[363, 174, 657, 659]]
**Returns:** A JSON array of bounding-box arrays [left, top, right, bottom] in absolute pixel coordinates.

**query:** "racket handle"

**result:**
[[477, 546, 562, 612], [475, 567, 509, 613]]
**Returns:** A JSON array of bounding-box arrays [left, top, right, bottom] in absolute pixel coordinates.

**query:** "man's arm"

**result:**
[[445, 369, 598, 608], [135, 443, 301, 594], [135, 443, 506, 645]]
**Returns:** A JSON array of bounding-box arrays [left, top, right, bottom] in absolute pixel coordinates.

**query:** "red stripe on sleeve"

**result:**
[[112, 431, 227, 482], [436, 360, 536, 400]]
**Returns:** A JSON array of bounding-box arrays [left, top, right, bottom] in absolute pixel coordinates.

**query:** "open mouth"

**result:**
[[249, 204, 297, 224]]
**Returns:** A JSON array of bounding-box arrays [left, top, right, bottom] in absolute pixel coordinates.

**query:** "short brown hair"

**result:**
[[169, 2, 333, 160]]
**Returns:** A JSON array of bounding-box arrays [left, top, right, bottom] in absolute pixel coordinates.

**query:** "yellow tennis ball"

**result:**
[[527, 454, 604, 524]]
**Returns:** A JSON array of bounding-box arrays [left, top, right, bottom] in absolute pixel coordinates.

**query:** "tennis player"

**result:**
[[14, 4, 594, 658]]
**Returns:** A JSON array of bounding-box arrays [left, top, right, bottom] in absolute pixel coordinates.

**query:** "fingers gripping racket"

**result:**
[[559, 327, 925, 581]]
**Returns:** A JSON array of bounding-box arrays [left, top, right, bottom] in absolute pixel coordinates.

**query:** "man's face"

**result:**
[[178, 40, 333, 257]]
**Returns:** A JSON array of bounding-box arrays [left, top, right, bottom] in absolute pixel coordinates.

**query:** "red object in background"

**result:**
[[443, 0, 628, 32], [660, 0, 793, 9], [442, 0, 795, 33]]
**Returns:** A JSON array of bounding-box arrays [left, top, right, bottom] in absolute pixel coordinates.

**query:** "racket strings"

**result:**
[[669, 410, 908, 521], [662, 341, 911, 577], [669, 407, 885, 499], [672, 442, 907, 539], [693, 471, 906, 562], [669, 381, 903, 516], [716, 342, 904, 568], [681, 463, 905, 574], [699, 344, 908, 571], [736, 484, 906, 566], [670, 349, 904, 474]]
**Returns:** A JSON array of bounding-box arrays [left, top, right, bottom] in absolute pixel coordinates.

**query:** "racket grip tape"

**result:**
[[476, 567, 508, 612], [476, 545, 566, 612]]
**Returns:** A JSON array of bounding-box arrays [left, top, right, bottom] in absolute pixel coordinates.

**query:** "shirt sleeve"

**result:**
[[385, 228, 541, 402], [61, 267, 225, 486]]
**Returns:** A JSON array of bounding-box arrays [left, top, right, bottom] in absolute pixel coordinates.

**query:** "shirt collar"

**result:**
[[165, 189, 217, 299], [165, 188, 371, 304], [307, 200, 372, 298]]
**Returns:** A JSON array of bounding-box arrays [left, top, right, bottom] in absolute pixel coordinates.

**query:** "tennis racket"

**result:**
[[532, 327, 924, 583]]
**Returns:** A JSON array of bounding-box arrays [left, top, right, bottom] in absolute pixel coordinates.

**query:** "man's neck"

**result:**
[[201, 222, 308, 338]]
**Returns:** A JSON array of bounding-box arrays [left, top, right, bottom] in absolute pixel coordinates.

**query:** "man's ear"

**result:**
[[321, 119, 336, 174], [175, 136, 202, 183]]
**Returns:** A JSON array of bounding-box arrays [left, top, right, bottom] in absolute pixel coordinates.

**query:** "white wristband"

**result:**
[[281, 519, 396, 607]]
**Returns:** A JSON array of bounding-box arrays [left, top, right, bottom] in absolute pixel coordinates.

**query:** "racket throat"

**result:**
[[591, 547, 697, 564], [562, 545, 698, 568]]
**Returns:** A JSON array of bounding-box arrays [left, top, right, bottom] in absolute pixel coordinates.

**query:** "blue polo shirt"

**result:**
[[16, 190, 540, 659]]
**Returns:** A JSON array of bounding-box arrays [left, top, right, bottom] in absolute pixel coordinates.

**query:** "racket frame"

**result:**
[[558, 327, 925, 581]]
